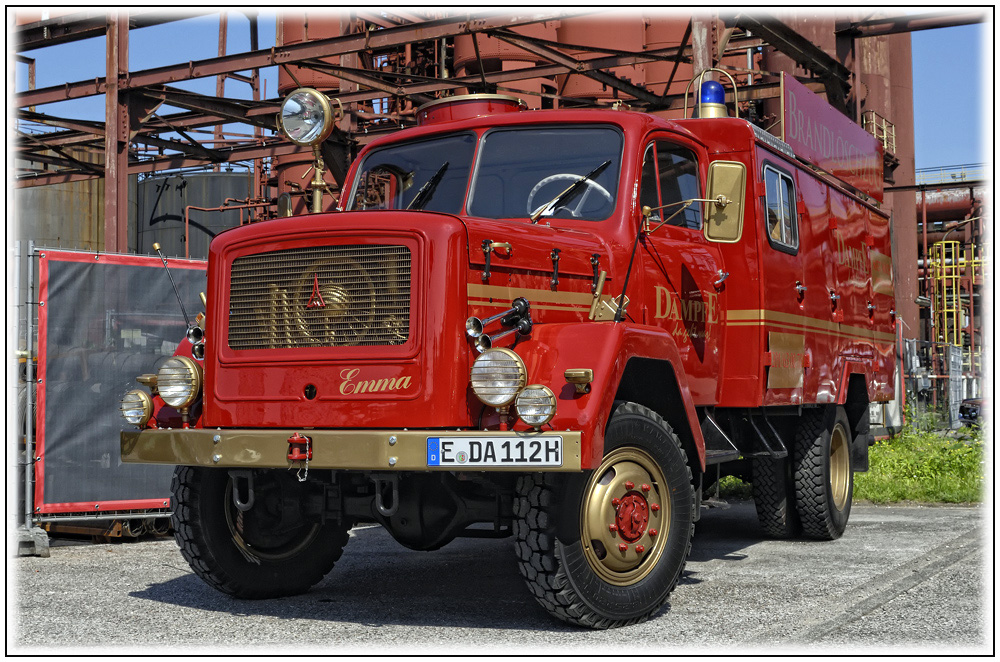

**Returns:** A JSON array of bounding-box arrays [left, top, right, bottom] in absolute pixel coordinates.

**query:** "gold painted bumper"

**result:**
[[121, 428, 583, 472]]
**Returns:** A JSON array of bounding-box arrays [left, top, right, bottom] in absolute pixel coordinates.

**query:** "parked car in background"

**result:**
[[959, 398, 983, 427]]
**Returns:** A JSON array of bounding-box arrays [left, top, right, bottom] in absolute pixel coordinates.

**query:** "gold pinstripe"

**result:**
[[464, 287, 895, 344], [727, 309, 895, 343], [467, 283, 594, 306]]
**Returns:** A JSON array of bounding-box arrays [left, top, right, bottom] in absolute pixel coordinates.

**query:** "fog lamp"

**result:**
[[157, 356, 202, 408], [120, 390, 153, 427], [515, 385, 557, 428], [470, 348, 527, 407]]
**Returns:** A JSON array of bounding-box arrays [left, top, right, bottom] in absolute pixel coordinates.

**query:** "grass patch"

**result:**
[[855, 426, 985, 504]]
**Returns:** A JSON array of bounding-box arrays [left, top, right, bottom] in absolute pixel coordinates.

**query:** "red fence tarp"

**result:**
[[36, 250, 206, 514]]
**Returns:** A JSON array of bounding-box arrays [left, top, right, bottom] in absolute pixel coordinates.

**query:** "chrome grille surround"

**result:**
[[228, 244, 411, 350]]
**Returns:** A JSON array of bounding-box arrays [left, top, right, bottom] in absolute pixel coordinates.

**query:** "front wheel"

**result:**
[[513, 402, 695, 629], [171, 466, 351, 598]]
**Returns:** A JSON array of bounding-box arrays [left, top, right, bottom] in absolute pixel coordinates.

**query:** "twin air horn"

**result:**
[[465, 297, 532, 352]]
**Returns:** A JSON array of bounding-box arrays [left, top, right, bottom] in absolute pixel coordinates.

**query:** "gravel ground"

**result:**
[[9, 501, 991, 655]]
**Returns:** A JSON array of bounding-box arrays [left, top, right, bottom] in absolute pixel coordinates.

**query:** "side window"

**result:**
[[763, 166, 798, 250], [638, 141, 703, 229]]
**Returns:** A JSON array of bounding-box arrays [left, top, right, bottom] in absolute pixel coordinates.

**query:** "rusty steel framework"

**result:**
[[13, 10, 985, 254]]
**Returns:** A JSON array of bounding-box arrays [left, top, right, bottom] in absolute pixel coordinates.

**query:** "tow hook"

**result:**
[[229, 470, 255, 512], [288, 432, 313, 482], [370, 473, 400, 517], [288, 432, 313, 461]]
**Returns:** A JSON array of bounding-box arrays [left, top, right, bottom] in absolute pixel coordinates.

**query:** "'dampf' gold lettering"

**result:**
[[655, 286, 720, 325]]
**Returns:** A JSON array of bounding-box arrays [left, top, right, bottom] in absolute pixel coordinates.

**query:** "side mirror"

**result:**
[[703, 160, 746, 243]]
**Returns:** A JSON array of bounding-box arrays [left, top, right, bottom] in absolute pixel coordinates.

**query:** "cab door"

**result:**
[[638, 137, 725, 404]]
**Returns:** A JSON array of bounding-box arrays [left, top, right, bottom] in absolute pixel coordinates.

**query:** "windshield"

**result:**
[[347, 133, 476, 214], [345, 125, 623, 221], [469, 126, 622, 221]]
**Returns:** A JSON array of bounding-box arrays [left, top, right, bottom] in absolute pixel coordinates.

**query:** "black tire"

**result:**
[[751, 456, 800, 538], [792, 406, 853, 540], [171, 466, 351, 598], [513, 402, 695, 629]]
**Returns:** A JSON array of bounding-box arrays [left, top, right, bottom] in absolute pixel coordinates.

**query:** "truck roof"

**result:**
[[359, 107, 703, 151]]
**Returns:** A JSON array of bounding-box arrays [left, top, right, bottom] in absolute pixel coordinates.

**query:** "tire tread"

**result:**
[[752, 456, 799, 538]]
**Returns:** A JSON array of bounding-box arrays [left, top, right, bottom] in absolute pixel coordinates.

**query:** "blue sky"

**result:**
[[13, 12, 990, 172], [911, 23, 987, 170]]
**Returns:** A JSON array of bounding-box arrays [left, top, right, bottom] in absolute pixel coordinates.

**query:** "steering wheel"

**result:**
[[526, 173, 614, 219]]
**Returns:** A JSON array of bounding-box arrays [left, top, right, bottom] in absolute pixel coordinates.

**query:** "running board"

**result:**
[[701, 413, 741, 465]]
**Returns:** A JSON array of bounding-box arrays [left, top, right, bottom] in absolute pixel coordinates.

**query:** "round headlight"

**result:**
[[157, 356, 202, 408], [279, 88, 334, 146], [515, 385, 557, 428], [470, 348, 527, 407], [120, 389, 153, 427]]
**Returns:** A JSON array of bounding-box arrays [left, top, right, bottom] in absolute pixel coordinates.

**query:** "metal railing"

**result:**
[[862, 110, 896, 154], [915, 163, 984, 185]]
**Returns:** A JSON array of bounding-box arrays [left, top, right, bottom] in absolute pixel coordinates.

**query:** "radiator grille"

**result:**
[[228, 244, 411, 349]]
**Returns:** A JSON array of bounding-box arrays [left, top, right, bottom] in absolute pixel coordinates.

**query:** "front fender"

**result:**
[[518, 322, 705, 470]]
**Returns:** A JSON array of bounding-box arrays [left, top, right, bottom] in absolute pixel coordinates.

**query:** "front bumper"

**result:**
[[121, 428, 583, 472]]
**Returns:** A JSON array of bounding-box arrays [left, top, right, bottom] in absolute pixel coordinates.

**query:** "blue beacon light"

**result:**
[[699, 80, 726, 104], [695, 80, 728, 118]]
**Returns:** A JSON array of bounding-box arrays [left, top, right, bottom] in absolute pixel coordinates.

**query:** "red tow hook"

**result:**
[[287, 432, 313, 461]]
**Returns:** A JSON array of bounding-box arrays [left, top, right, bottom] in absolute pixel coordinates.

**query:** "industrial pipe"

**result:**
[[183, 200, 274, 259], [914, 188, 983, 222]]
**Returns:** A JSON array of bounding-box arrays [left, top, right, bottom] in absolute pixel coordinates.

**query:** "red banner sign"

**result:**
[[781, 73, 884, 203]]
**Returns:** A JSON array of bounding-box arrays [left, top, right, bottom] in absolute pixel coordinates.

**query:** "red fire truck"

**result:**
[[121, 78, 895, 629]]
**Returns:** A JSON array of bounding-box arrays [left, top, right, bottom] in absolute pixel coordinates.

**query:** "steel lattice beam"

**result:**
[[15, 11, 208, 51], [14, 9, 842, 193], [838, 10, 986, 37], [15, 11, 580, 108]]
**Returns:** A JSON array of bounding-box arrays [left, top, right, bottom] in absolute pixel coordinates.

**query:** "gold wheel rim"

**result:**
[[829, 424, 851, 511], [581, 447, 670, 586]]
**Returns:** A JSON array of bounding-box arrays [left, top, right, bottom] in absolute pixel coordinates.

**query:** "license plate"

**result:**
[[426, 436, 563, 468]]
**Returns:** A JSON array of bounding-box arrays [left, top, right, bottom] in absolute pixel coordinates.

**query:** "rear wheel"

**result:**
[[792, 406, 853, 540], [171, 466, 351, 598], [752, 455, 800, 538], [513, 402, 695, 629]]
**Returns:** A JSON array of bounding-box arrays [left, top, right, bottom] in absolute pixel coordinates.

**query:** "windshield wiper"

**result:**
[[407, 161, 449, 210], [529, 159, 612, 223]]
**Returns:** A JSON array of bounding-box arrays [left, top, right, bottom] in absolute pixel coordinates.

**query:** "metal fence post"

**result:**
[[18, 241, 49, 557]]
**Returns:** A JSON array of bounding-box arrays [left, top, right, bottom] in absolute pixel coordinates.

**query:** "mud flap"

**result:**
[[851, 407, 872, 472]]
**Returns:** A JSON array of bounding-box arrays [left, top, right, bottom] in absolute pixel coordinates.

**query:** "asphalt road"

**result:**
[[10, 502, 989, 654]]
